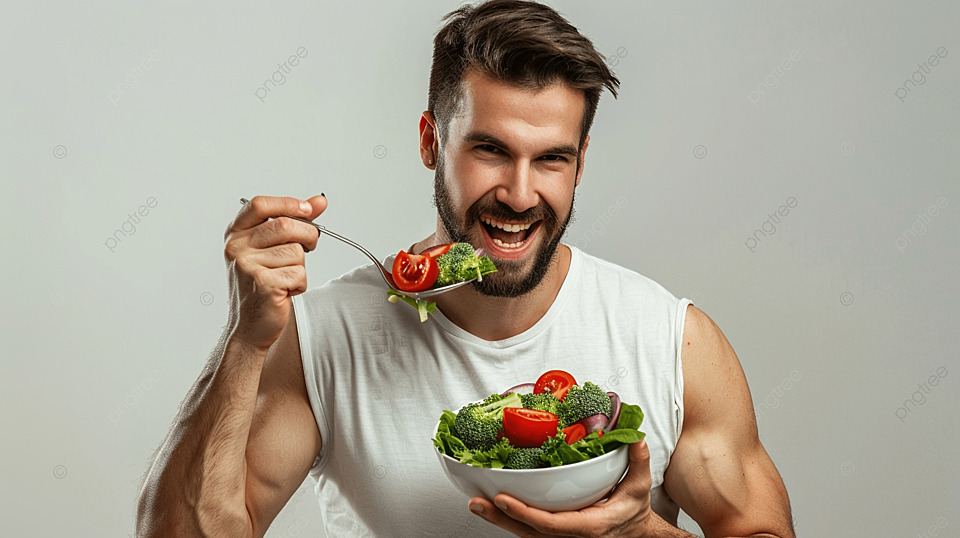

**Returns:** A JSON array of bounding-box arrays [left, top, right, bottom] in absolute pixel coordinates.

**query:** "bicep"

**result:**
[[244, 307, 323, 537], [664, 305, 794, 537]]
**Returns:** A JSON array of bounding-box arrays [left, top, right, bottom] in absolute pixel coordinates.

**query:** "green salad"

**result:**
[[432, 370, 645, 469]]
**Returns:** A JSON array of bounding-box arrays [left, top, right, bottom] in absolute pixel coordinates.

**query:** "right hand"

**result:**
[[223, 195, 327, 352]]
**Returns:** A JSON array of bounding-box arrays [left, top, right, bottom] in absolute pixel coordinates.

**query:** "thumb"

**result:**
[[611, 438, 652, 500], [302, 194, 328, 220]]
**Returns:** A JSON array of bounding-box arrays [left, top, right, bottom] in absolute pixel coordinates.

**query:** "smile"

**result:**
[[480, 215, 541, 253]]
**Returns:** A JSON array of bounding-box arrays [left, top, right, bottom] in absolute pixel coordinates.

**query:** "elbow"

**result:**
[[135, 480, 254, 538]]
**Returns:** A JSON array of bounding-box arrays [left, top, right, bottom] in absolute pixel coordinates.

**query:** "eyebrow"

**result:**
[[464, 131, 579, 158]]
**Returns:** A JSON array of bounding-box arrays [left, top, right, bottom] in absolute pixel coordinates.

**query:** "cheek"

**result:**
[[450, 158, 495, 201]]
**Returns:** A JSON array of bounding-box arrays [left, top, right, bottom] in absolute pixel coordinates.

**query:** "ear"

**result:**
[[575, 134, 590, 187], [419, 111, 440, 170]]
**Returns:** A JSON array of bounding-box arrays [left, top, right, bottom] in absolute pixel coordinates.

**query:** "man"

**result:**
[[137, 1, 795, 536]]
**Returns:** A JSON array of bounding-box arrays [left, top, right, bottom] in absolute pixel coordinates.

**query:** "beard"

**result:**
[[432, 152, 576, 298]]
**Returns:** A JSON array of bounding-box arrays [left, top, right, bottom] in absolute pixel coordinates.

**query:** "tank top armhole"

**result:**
[[673, 298, 693, 442], [291, 293, 330, 473]]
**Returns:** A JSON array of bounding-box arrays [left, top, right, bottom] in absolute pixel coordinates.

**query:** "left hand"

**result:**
[[467, 438, 667, 537]]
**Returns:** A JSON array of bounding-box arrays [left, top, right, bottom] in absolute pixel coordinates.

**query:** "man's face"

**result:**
[[433, 70, 587, 297]]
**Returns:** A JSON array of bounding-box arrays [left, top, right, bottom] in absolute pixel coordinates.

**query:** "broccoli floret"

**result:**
[[563, 382, 612, 424], [520, 392, 570, 427], [435, 243, 497, 285], [454, 392, 522, 450], [504, 447, 546, 469]]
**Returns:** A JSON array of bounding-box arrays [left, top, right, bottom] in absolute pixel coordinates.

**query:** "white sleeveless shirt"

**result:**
[[291, 245, 692, 537]]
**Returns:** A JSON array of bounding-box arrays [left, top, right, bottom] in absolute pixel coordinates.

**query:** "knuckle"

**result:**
[[271, 217, 290, 234], [223, 239, 241, 261], [251, 267, 271, 288], [234, 255, 255, 275]]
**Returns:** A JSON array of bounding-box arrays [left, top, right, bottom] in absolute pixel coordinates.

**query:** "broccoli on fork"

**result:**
[[453, 392, 522, 451], [435, 243, 497, 286]]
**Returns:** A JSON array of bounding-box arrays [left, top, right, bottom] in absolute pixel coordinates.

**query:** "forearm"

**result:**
[[136, 333, 268, 537]]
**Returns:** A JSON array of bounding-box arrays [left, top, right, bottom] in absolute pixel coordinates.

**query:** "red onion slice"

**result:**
[[500, 382, 535, 397], [576, 414, 609, 433], [474, 247, 486, 257], [604, 392, 621, 432]]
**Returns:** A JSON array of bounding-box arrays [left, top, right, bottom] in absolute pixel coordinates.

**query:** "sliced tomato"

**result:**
[[562, 423, 587, 444], [391, 251, 439, 292], [533, 370, 577, 401], [420, 242, 455, 258], [503, 407, 558, 448]]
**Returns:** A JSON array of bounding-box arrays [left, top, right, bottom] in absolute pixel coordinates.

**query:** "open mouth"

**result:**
[[480, 215, 541, 253]]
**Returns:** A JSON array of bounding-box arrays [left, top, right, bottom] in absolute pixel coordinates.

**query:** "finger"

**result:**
[[468, 497, 544, 537], [246, 216, 322, 252], [297, 194, 327, 251], [302, 193, 328, 221], [227, 196, 316, 237], [491, 494, 604, 536], [239, 243, 306, 270], [250, 264, 308, 297], [607, 439, 651, 502]]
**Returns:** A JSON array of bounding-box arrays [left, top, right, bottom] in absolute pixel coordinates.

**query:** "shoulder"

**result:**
[[678, 305, 753, 432]]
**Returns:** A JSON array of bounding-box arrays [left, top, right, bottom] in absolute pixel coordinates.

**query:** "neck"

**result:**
[[414, 234, 572, 340]]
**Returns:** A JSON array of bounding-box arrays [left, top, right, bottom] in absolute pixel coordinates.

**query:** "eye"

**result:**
[[476, 144, 501, 154], [540, 154, 569, 163]]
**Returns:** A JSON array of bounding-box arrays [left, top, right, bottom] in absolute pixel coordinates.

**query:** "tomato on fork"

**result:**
[[391, 251, 439, 292]]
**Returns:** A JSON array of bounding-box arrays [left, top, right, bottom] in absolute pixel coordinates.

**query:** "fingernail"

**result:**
[[469, 503, 483, 514], [300, 201, 311, 212], [494, 499, 507, 512], [320, 192, 326, 198]]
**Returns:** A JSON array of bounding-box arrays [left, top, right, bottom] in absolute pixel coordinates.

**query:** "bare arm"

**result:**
[[136, 196, 326, 537], [664, 305, 794, 538]]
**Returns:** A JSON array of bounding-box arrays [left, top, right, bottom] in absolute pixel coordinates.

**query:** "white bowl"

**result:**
[[434, 443, 629, 512]]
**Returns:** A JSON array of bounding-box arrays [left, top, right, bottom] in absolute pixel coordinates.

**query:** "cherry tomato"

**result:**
[[533, 370, 577, 401], [562, 423, 587, 444], [420, 243, 455, 258], [391, 251, 439, 292], [503, 408, 559, 448]]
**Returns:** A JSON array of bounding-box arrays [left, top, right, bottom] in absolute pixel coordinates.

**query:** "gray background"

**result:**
[[1, 1, 958, 536]]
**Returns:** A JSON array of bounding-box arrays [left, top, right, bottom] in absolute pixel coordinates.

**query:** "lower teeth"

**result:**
[[492, 238, 523, 249]]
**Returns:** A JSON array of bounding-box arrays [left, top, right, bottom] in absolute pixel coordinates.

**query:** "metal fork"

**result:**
[[239, 198, 476, 299]]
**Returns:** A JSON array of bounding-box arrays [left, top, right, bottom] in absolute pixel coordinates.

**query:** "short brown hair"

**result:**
[[428, 0, 619, 150]]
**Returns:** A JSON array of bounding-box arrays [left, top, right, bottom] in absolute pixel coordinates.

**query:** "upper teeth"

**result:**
[[482, 216, 531, 233]]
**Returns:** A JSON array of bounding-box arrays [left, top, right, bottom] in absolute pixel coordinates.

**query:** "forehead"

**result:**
[[447, 69, 584, 147]]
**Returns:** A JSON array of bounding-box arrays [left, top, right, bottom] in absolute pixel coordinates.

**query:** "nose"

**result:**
[[495, 163, 539, 213]]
